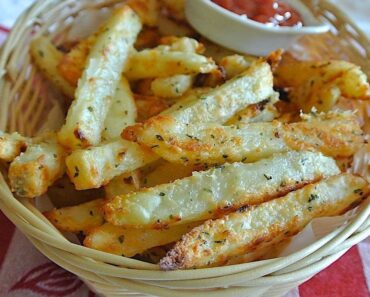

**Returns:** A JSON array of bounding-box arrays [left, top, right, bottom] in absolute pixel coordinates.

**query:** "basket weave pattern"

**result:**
[[0, 1, 369, 296]]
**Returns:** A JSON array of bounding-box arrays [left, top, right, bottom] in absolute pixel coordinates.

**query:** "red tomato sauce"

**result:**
[[213, 0, 303, 27]]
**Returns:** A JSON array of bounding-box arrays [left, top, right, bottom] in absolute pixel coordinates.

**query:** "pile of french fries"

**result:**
[[1, 0, 370, 270]]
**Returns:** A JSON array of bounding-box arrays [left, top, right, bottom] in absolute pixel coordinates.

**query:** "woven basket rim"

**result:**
[[0, 0, 370, 295]]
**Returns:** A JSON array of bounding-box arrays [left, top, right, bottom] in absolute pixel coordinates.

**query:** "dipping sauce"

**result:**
[[212, 0, 303, 27]]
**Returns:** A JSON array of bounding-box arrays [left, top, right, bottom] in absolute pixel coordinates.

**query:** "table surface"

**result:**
[[0, 1, 369, 297]]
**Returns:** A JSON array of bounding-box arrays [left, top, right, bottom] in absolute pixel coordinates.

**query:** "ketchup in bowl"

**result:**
[[212, 0, 303, 27]]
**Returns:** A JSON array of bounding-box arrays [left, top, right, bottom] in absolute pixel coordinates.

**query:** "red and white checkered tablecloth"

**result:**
[[0, 2, 369, 297]]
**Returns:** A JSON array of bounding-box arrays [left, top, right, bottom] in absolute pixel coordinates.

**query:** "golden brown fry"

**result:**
[[9, 135, 66, 198], [160, 174, 369, 270], [65, 139, 157, 190], [57, 35, 96, 87], [58, 6, 142, 150], [104, 151, 339, 228], [134, 94, 170, 122], [275, 54, 370, 112], [141, 160, 195, 188], [0, 131, 30, 162], [44, 199, 105, 233], [30, 37, 75, 98], [124, 61, 275, 141], [127, 0, 160, 26], [226, 95, 280, 125], [124, 49, 217, 80], [104, 171, 141, 200], [127, 111, 364, 166], [84, 222, 200, 257]]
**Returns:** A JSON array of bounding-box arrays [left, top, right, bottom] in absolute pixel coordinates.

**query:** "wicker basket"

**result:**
[[0, 0, 369, 296]]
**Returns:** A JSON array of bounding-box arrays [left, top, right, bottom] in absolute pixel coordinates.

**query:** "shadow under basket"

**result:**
[[0, 0, 370, 296]]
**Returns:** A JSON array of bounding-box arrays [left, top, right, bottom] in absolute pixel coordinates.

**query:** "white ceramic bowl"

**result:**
[[185, 0, 330, 56]]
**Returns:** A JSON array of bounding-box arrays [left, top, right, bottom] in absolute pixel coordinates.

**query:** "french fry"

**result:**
[[128, 111, 364, 166], [160, 36, 205, 54], [84, 222, 200, 257], [0, 131, 31, 162], [102, 77, 137, 140], [44, 199, 105, 233], [226, 95, 280, 125], [124, 49, 217, 80], [135, 94, 170, 122], [65, 139, 157, 190], [30, 37, 74, 98], [124, 61, 275, 141], [57, 35, 96, 87], [275, 55, 370, 112], [104, 151, 340, 228], [127, 0, 160, 27], [9, 135, 66, 198], [151, 74, 193, 98], [219, 54, 255, 79], [58, 6, 142, 150], [142, 160, 195, 188], [160, 174, 370, 270], [105, 171, 141, 200]]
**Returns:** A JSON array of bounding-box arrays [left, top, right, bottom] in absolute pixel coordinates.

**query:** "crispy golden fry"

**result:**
[[142, 160, 195, 188], [275, 55, 370, 112], [58, 36, 204, 86], [30, 37, 74, 98], [201, 38, 237, 63], [219, 55, 254, 79], [66, 140, 157, 190], [0, 131, 31, 162], [102, 77, 137, 141], [124, 61, 275, 141], [105, 171, 141, 200], [48, 175, 104, 208], [9, 135, 66, 198], [58, 6, 142, 150], [57, 35, 96, 87], [84, 222, 200, 257], [135, 94, 170, 122], [160, 174, 369, 270], [127, 0, 160, 26], [160, 36, 205, 54], [226, 95, 280, 125], [129, 111, 364, 166], [104, 151, 340, 228], [124, 49, 217, 80], [194, 67, 226, 88], [151, 74, 193, 98], [44, 199, 105, 233]]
